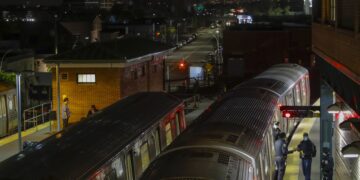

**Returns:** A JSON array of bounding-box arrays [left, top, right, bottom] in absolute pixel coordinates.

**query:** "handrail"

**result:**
[[23, 102, 52, 130]]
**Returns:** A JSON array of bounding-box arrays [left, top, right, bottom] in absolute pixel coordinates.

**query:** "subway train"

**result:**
[[0, 87, 17, 137], [141, 64, 310, 180], [0, 92, 186, 180]]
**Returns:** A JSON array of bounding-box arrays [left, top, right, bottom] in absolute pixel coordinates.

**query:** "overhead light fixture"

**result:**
[[327, 102, 352, 114], [342, 141, 360, 158], [339, 118, 360, 130]]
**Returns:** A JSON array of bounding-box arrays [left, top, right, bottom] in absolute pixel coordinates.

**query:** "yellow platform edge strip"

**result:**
[[0, 121, 52, 147]]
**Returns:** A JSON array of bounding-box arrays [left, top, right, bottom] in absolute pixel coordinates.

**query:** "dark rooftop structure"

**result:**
[[45, 37, 174, 63]]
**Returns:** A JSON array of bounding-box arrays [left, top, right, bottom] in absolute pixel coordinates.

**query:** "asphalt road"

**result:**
[[166, 28, 220, 81]]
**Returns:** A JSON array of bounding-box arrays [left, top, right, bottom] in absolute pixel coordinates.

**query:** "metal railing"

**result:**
[[23, 102, 52, 130]]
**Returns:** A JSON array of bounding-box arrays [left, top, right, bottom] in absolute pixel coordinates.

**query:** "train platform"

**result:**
[[284, 100, 321, 180], [0, 121, 54, 162], [184, 96, 215, 125]]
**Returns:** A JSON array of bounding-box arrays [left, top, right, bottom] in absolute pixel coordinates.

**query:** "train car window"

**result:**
[[140, 142, 150, 172], [109, 157, 125, 180], [165, 122, 173, 145], [154, 129, 160, 156], [175, 112, 180, 136], [13, 95, 17, 112], [258, 152, 265, 180], [125, 151, 134, 180], [300, 78, 307, 105], [295, 84, 301, 106], [0, 96, 6, 118], [7, 96, 13, 111]]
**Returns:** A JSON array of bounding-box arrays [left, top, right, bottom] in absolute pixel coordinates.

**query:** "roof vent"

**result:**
[[226, 134, 239, 143], [217, 153, 230, 165]]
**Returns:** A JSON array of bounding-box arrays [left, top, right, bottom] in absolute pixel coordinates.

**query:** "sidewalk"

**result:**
[[284, 100, 321, 180], [0, 121, 55, 162]]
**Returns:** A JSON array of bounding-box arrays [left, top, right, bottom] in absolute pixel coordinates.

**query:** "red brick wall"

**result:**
[[121, 58, 164, 97], [52, 68, 121, 124]]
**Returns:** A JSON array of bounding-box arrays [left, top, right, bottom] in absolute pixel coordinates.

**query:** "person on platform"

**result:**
[[62, 98, 71, 129], [297, 132, 317, 180], [87, 105, 99, 117], [273, 121, 281, 141], [274, 132, 289, 180], [321, 147, 333, 180]]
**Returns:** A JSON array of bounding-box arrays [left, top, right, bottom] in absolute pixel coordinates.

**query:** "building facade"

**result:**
[[45, 38, 172, 124], [312, 0, 360, 179]]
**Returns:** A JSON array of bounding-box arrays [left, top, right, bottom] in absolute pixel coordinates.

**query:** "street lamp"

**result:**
[[327, 102, 352, 114], [341, 141, 360, 158]]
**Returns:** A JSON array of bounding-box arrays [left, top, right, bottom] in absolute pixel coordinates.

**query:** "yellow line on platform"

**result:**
[[284, 100, 319, 180], [0, 121, 51, 147]]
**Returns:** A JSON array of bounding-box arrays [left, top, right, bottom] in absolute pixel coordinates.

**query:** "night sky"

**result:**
[[0, 0, 63, 6]]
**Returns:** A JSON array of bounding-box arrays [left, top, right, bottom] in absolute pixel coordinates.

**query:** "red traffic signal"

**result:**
[[178, 59, 187, 70], [282, 110, 313, 118], [284, 111, 292, 118]]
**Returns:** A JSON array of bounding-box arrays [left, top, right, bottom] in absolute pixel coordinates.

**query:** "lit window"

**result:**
[[165, 123, 173, 145], [77, 74, 96, 83], [140, 143, 150, 171]]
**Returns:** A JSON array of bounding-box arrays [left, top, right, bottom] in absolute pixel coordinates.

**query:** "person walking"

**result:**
[[297, 132, 316, 180], [274, 132, 288, 180], [62, 98, 71, 129]]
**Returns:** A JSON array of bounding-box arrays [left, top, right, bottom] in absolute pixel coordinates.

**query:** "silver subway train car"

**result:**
[[141, 64, 310, 180]]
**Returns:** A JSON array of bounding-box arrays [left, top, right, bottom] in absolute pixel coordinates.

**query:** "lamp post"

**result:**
[[212, 30, 221, 75]]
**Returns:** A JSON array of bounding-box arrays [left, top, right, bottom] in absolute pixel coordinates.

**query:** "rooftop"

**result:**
[[44, 37, 173, 64]]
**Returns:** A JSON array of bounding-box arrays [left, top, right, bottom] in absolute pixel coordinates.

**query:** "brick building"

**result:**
[[44, 37, 173, 124]]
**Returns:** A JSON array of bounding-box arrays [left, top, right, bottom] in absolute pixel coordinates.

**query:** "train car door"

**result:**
[[0, 95, 7, 137]]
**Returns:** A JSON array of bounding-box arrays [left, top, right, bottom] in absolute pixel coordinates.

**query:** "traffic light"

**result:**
[[178, 59, 187, 71]]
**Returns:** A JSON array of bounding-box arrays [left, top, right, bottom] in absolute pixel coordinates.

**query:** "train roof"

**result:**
[[0, 92, 182, 179], [143, 147, 254, 180], [205, 89, 277, 155], [235, 63, 308, 96]]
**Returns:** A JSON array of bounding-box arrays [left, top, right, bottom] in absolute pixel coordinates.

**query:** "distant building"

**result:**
[[44, 37, 173, 123], [223, 23, 311, 82]]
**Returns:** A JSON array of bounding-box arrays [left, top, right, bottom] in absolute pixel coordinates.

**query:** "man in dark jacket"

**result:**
[[274, 132, 288, 180], [297, 132, 316, 180]]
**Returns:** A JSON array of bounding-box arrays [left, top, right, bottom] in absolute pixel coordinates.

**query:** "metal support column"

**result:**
[[320, 80, 334, 179], [16, 73, 23, 151], [56, 64, 61, 131]]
